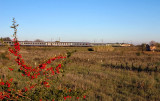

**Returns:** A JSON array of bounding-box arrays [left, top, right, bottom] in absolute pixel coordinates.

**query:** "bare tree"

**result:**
[[149, 41, 156, 46], [34, 39, 44, 42], [10, 18, 19, 41], [1, 37, 12, 41], [155, 42, 160, 47]]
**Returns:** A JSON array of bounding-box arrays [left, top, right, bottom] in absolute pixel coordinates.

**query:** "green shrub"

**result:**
[[136, 52, 141, 56], [88, 48, 94, 51]]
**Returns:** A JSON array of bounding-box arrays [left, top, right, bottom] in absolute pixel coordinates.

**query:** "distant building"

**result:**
[[120, 44, 131, 47], [150, 45, 156, 51]]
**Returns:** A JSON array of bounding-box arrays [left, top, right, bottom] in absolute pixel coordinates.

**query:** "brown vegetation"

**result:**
[[1, 46, 160, 100]]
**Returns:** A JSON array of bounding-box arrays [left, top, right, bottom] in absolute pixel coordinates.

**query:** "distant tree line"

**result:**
[[139, 41, 160, 52], [1, 37, 12, 41], [34, 39, 44, 42], [149, 41, 160, 47]]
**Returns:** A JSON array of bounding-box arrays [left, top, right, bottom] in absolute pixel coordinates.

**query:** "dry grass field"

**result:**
[[0, 46, 160, 101]]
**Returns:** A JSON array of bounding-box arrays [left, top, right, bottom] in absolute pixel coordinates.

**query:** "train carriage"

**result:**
[[0, 40, 126, 47]]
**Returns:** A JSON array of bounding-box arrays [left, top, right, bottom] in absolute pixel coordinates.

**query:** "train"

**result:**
[[0, 41, 131, 47], [0, 41, 91, 47]]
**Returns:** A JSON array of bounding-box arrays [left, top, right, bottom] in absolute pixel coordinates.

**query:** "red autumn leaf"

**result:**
[[9, 78, 13, 82], [0, 82, 5, 85], [8, 67, 14, 71]]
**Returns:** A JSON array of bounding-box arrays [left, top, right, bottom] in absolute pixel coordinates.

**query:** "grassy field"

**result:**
[[0, 46, 160, 101]]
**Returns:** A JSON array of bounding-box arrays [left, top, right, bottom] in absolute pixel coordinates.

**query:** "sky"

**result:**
[[0, 0, 160, 44]]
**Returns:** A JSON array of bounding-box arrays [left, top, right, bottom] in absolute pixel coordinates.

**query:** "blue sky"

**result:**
[[0, 0, 160, 44]]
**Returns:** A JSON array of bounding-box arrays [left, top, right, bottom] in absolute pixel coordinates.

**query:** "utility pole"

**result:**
[[101, 39, 103, 43]]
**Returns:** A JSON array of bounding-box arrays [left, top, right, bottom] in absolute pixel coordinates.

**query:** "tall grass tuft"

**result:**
[[93, 46, 114, 52]]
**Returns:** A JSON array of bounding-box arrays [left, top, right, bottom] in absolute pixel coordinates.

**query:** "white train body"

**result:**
[[0, 41, 127, 47], [0, 41, 91, 47]]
